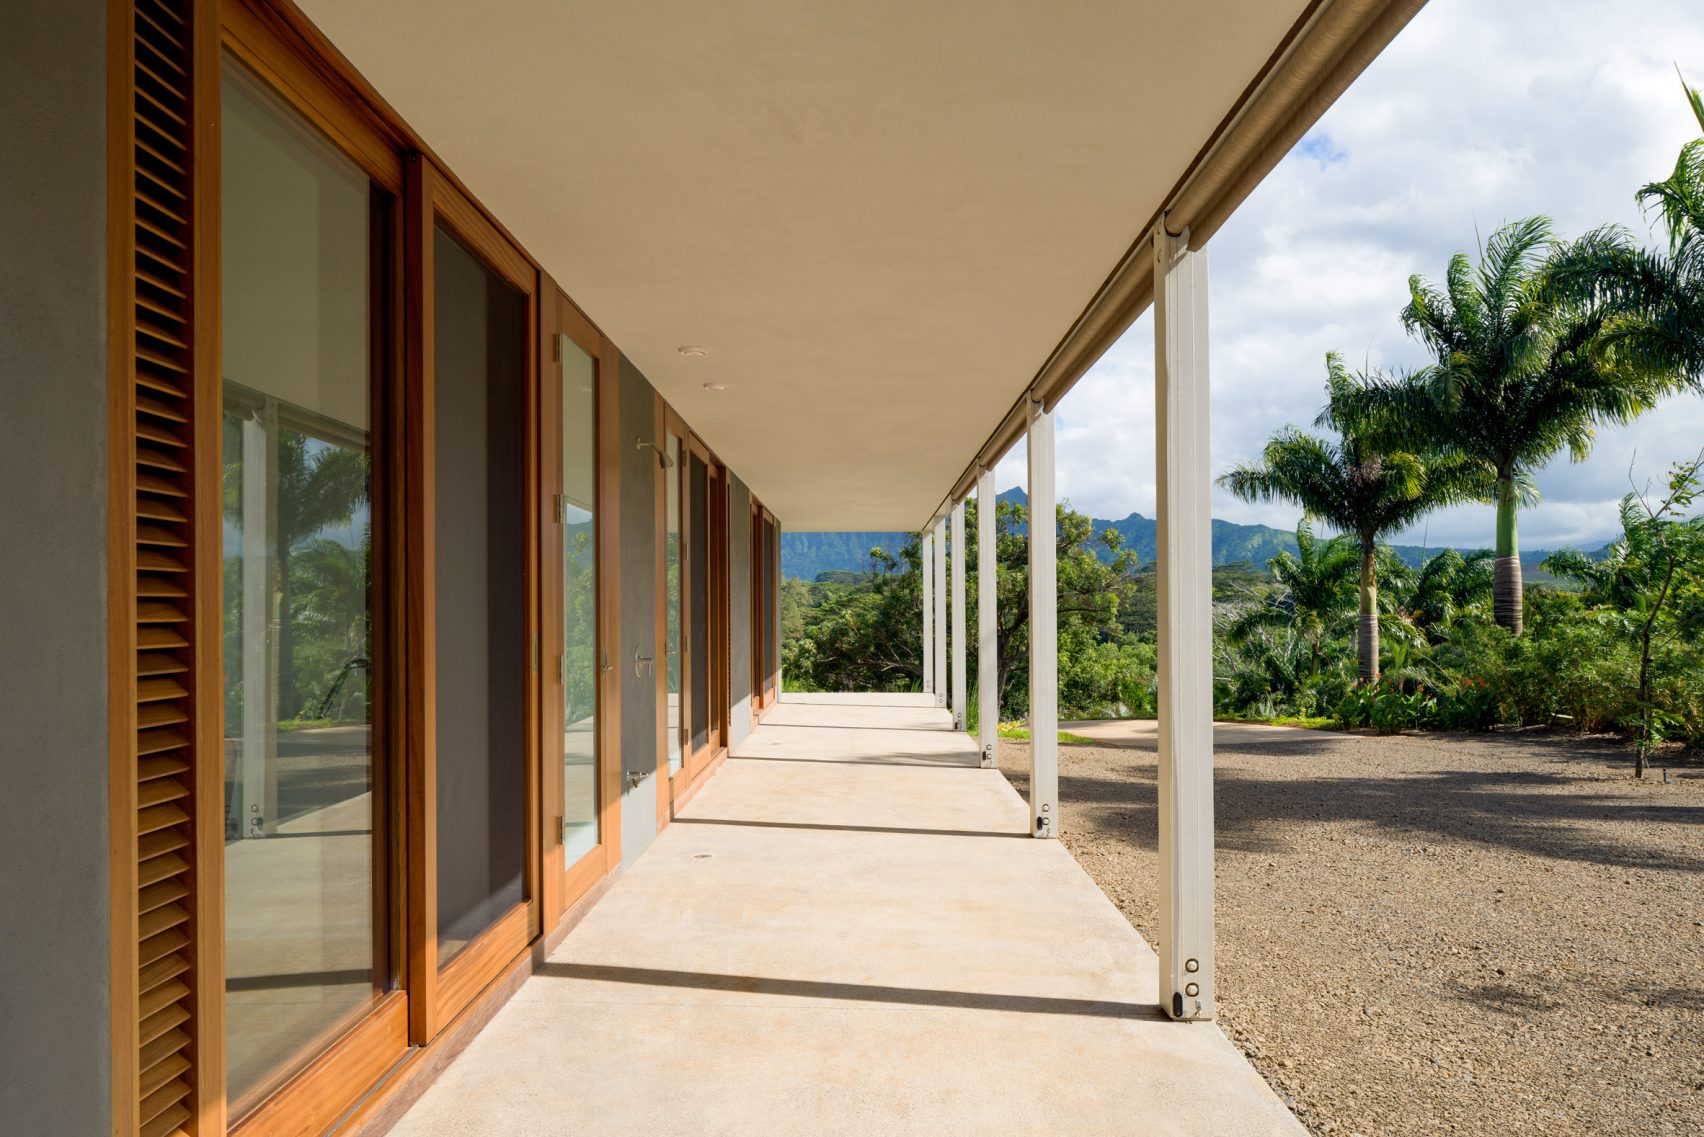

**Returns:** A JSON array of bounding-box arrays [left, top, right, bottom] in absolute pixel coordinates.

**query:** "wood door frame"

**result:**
[[539, 287, 623, 933], [403, 153, 542, 1045], [208, 6, 413, 1136], [673, 433, 730, 801], [113, 3, 683, 1135], [765, 510, 780, 710], [750, 500, 779, 721], [749, 497, 763, 726], [593, 312, 622, 873], [657, 403, 689, 815]]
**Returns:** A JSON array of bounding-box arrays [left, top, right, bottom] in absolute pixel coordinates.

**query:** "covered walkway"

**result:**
[[387, 694, 1301, 1136]]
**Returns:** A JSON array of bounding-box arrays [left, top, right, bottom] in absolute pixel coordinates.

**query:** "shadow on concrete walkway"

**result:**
[[386, 692, 1304, 1137]]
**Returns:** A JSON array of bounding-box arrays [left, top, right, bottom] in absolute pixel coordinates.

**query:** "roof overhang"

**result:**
[[295, 0, 1424, 530]]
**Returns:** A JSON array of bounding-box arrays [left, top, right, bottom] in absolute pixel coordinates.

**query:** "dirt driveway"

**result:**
[[1001, 726, 1704, 1137]]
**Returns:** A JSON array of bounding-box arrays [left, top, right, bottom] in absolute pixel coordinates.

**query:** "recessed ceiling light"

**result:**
[[677, 345, 710, 357], [702, 382, 730, 393]]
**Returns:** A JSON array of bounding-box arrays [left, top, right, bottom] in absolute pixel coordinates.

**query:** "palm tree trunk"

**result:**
[[1357, 541, 1379, 684], [1493, 476, 1523, 635]]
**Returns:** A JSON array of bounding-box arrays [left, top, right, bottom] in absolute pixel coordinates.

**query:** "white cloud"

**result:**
[[1033, 0, 1704, 552]]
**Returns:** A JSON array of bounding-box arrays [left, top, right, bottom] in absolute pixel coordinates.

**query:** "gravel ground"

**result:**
[[999, 728, 1704, 1137]]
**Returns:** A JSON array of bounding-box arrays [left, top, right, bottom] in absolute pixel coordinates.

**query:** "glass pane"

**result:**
[[432, 224, 528, 967], [665, 433, 683, 774], [689, 453, 710, 753], [560, 336, 598, 865], [220, 60, 380, 1112]]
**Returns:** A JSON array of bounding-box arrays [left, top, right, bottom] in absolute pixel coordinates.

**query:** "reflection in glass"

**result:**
[[220, 60, 379, 1112], [689, 452, 710, 755], [432, 225, 528, 967], [560, 336, 599, 865], [664, 433, 683, 774]]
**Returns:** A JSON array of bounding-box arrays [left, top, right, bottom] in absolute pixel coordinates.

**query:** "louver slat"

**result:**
[[117, 4, 209, 1134]]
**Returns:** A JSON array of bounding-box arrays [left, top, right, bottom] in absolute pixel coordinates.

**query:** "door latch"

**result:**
[[626, 770, 646, 789]]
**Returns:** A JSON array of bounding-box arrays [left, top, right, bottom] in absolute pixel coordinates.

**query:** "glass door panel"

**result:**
[[431, 224, 529, 967], [560, 335, 599, 866], [688, 452, 710, 755], [763, 517, 778, 698], [220, 58, 385, 1113], [664, 431, 684, 775]]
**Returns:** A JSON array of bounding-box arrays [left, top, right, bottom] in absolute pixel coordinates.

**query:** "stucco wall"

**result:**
[[0, 1, 113, 1130]]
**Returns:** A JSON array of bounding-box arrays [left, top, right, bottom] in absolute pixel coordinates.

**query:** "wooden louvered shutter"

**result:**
[[111, 2, 222, 1136]]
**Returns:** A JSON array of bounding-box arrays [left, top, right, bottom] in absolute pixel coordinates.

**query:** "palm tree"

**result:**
[[1381, 217, 1669, 634], [224, 424, 370, 719], [1548, 76, 1704, 399], [1219, 355, 1482, 681], [291, 531, 371, 720], [1213, 625, 1320, 720], [1221, 522, 1359, 680], [1404, 547, 1495, 635]]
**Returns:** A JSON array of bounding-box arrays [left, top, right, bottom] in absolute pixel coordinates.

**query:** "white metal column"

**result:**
[[921, 528, 935, 694], [932, 519, 948, 709], [976, 468, 998, 767], [240, 403, 280, 839], [950, 500, 968, 731], [1027, 398, 1058, 838], [1155, 224, 1215, 1020]]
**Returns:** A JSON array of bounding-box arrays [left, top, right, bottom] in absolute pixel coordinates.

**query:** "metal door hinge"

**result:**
[[554, 493, 565, 524]]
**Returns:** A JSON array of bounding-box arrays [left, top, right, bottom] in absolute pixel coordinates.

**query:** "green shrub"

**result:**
[[1650, 641, 1704, 750], [1333, 682, 1374, 728], [1432, 677, 1500, 731], [1117, 673, 1158, 717], [1061, 636, 1157, 719], [1335, 678, 1437, 733], [1500, 614, 1638, 732]]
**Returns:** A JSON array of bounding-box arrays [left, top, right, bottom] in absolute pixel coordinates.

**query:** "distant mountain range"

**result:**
[[781, 487, 1611, 582]]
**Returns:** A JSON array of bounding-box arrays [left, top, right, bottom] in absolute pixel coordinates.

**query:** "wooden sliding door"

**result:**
[[109, 3, 422, 1135], [403, 158, 541, 1041], [541, 290, 621, 924], [751, 502, 779, 718], [659, 407, 687, 792], [218, 25, 409, 1130], [110, 5, 629, 1135], [675, 433, 729, 794]]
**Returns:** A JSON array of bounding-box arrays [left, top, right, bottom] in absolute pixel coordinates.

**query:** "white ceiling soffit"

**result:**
[[298, 0, 1315, 530]]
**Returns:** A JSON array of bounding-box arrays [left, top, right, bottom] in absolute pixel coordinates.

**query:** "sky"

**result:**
[[993, 0, 1704, 553]]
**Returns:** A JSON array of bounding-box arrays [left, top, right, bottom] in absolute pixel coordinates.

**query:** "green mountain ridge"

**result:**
[[781, 487, 1610, 581]]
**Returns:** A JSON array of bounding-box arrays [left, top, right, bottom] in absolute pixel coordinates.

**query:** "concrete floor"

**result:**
[[386, 693, 1304, 1136]]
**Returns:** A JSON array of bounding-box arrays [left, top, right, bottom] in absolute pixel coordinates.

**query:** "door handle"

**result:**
[[634, 647, 655, 678], [626, 770, 646, 789]]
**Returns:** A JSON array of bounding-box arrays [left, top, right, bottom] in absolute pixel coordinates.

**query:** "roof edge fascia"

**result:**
[[922, 0, 1429, 529]]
